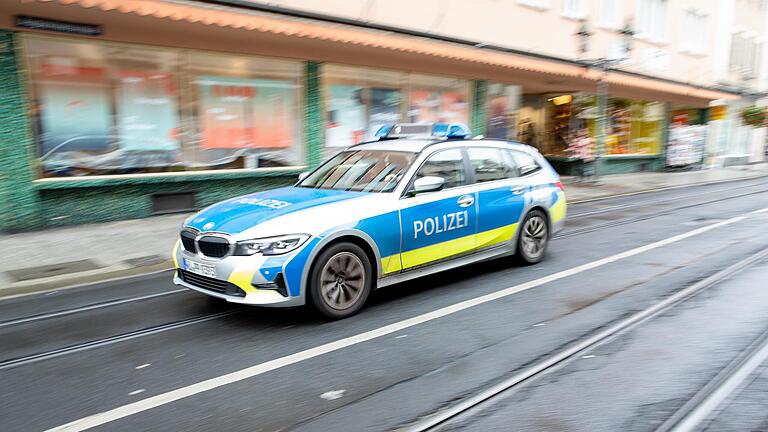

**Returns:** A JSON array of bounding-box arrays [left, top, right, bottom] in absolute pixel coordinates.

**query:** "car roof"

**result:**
[[350, 138, 441, 153], [350, 137, 539, 155]]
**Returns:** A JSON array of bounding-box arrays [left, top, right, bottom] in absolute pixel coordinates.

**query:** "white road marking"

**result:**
[[581, 355, 596, 359], [532, 323, 547, 327], [46, 207, 766, 432], [128, 390, 145, 396], [395, 335, 408, 339], [135, 364, 151, 370], [320, 390, 346, 401]]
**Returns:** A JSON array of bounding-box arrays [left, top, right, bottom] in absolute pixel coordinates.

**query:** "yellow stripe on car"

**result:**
[[550, 191, 567, 223], [172, 240, 180, 268]]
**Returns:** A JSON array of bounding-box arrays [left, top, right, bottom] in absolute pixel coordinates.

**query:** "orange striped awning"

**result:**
[[28, 0, 739, 102]]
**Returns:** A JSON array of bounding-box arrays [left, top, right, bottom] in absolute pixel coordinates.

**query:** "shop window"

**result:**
[[564, 94, 664, 157], [322, 65, 405, 152], [23, 36, 303, 178], [486, 83, 522, 140], [407, 74, 470, 126], [188, 52, 302, 169]]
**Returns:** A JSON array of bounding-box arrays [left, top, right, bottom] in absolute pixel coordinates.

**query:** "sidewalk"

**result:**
[[2, 164, 767, 298]]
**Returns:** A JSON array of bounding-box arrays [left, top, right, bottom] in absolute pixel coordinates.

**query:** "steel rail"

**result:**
[[0, 310, 239, 370], [405, 247, 768, 431]]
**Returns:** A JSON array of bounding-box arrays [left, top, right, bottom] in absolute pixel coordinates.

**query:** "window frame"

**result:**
[[466, 146, 517, 184], [401, 146, 473, 198]]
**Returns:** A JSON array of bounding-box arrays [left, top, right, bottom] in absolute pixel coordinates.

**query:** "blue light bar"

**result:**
[[374, 124, 394, 138], [375, 122, 471, 140]]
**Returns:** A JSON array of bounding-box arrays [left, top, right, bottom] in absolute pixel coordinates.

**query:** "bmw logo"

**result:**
[[203, 222, 215, 230]]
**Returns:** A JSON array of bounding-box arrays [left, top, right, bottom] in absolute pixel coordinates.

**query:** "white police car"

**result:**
[[174, 123, 566, 318]]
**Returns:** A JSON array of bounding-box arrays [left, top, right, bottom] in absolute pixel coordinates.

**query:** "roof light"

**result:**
[[374, 122, 472, 140], [374, 124, 393, 138]]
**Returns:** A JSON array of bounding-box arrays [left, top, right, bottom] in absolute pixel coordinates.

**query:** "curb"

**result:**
[[2, 172, 767, 301], [0, 261, 175, 300], [567, 173, 768, 204]]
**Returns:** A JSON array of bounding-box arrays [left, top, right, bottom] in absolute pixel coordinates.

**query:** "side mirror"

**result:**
[[410, 176, 445, 195], [297, 171, 310, 182]]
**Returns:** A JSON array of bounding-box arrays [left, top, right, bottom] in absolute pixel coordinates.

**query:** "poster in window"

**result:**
[[197, 76, 296, 149], [117, 71, 180, 151], [408, 90, 468, 124], [367, 87, 401, 139], [37, 64, 112, 155], [326, 84, 367, 147]]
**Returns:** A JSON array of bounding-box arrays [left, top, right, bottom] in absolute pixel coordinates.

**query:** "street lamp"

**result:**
[[574, 20, 634, 183]]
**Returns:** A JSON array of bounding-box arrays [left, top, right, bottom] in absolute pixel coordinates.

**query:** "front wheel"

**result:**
[[309, 242, 373, 319], [517, 210, 549, 264]]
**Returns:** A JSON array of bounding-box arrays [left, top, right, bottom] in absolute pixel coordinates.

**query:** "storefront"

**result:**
[[322, 64, 471, 156], [24, 35, 305, 178], [523, 92, 669, 175], [0, 0, 740, 231]]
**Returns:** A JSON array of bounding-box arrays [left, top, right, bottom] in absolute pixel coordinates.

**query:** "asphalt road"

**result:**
[[1, 177, 768, 432]]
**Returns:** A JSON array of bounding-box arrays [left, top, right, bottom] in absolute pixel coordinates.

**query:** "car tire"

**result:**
[[309, 242, 373, 319], [516, 209, 549, 265]]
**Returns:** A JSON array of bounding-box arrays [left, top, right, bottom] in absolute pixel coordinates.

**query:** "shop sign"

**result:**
[[15, 16, 102, 37]]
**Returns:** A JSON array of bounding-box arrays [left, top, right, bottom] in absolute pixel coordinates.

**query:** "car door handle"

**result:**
[[511, 185, 526, 195], [457, 194, 474, 207]]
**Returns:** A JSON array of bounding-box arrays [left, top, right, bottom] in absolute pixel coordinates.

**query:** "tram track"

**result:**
[[0, 181, 765, 375], [0, 310, 239, 371], [566, 178, 768, 219], [555, 186, 768, 239], [656, 325, 768, 432], [4, 179, 765, 329], [404, 247, 768, 432]]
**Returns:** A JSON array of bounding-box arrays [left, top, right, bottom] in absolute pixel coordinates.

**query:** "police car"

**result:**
[[174, 123, 566, 318]]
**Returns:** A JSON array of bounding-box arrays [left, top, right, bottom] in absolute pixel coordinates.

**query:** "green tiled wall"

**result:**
[[0, 30, 39, 232], [305, 61, 324, 168], [37, 172, 301, 227], [471, 80, 488, 136]]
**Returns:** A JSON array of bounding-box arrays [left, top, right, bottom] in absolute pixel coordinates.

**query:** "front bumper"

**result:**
[[172, 240, 309, 307]]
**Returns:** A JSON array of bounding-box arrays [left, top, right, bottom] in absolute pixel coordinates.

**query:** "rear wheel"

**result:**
[[517, 210, 549, 264], [309, 242, 372, 319]]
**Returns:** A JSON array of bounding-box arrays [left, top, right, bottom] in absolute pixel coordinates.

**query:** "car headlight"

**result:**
[[234, 234, 310, 256]]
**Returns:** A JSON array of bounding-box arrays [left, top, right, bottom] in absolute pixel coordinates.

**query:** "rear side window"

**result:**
[[415, 149, 467, 189], [510, 150, 541, 176], [467, 147, 507, 183]]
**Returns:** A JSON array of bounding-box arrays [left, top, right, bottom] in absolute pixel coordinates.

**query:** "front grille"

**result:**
[[180, 230, 197, 252], [178, 269, 245, 297], [198, 235, 231, 258]]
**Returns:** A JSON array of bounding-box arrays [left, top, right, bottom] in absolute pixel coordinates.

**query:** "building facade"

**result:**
[[0, 0, 746, 231], [707, 0, 768, 166]]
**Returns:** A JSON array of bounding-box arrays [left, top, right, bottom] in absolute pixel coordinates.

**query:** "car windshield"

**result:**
[[298, 150, 417, 192]]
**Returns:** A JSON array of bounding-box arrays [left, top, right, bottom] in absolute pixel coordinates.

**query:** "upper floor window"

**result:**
[[730, 31, 762, 80], [518, 0, 551, 10], [562, 0, 588, 19], [599, 0, 622, 29], [636, 0, 668, 43], [680, 10, 707, 54]]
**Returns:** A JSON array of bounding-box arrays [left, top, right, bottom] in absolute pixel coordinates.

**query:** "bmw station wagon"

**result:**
[[174, 123, 567, 318]]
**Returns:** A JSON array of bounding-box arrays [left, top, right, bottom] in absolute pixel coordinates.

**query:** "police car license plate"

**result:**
[[183, 258, 216, 278]]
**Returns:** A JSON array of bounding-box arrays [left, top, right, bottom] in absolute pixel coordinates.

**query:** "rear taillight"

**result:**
[[555, 181, 565, 191]]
